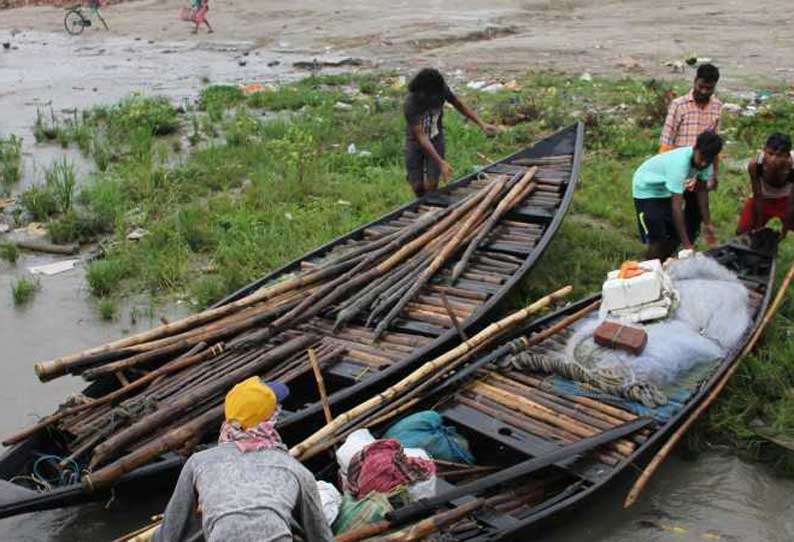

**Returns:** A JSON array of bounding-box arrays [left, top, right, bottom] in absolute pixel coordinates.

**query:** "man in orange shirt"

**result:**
[[659, 64, 722, 246]]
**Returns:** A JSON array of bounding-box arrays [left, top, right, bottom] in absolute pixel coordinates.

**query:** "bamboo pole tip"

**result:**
[[34, 361, 58, 382]]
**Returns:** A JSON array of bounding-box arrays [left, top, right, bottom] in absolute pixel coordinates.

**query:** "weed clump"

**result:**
[[86, 258, 131, 297], [98, 298, 117, 321], [0, 134, 22, 187], [0, 241, 18, 264], [11, 276, 40, 305]]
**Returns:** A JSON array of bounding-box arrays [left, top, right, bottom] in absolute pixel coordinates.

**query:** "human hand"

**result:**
[[707, 176, 719, 191], [684, 177, 698, 192], [440, 160, 454, 181], [703, 223, 718, 247]]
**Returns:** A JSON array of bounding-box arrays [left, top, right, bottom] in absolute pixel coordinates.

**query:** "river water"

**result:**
[[1, 26, 792, 542]]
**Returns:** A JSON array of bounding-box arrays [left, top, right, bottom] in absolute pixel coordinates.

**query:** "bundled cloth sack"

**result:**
[[345, 439, 435, 499], [316, 481, 342, 526], [332, 491, 396, 535], [384, 410, 474, 464]]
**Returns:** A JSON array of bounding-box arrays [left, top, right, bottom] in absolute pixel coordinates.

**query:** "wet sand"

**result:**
[[3, 0, 794, 89]]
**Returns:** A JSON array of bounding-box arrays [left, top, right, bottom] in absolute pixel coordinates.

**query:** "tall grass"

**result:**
[[11, 276, 40, 306], [0, 134, 22, 188]]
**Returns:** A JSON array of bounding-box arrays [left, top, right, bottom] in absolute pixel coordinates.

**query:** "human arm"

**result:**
[[670, 193, 693, 250], [659, 102, 680, 152], [707, 154, 720, 191], [448, 93, 500, 135], [695, 182, 717, 246], [748, 159, 763, 231], [409, 123, 453, 180], [153, 459, 200, 542], [782, 193, 794, 239]]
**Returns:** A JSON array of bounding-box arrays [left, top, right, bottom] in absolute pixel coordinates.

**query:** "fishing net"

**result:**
[[503, 256, 752, 407]]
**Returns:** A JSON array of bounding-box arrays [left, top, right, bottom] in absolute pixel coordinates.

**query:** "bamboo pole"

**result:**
[[90, 334, 318, 468], [33, 260, 355, 382], [624, 258, 794, 508], [290, 286, 572, 460], [373, 180, 508, 338], [451, 167, 537, 283], [308, 348, 333, 425]]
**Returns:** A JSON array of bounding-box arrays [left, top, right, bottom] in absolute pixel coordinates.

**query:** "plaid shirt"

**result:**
[[660, 91, 722, 148]]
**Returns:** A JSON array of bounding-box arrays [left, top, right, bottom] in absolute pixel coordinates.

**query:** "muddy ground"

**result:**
[[3, 0, 794, 91]]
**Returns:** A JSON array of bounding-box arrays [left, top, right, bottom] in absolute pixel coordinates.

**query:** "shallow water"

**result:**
[[545, 451, 794, 542]]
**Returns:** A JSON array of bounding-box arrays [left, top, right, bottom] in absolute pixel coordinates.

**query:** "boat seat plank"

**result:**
[[441, 402, 561, 458]]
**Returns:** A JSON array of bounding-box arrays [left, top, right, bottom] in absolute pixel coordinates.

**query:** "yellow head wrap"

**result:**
[[224, 377, 277, 429]]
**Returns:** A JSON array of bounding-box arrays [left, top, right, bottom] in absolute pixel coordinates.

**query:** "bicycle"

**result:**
[[64, 3, 109, 35]]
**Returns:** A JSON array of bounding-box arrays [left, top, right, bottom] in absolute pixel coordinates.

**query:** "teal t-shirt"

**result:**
[[632, 146, 713, 199]]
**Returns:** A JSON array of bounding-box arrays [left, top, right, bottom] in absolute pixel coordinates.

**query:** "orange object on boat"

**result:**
[[241, 83, 266, 96], [617, 261, 647, 279]]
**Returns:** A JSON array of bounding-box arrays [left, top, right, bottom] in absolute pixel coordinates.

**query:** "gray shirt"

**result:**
[[153, 443, 334, 542]]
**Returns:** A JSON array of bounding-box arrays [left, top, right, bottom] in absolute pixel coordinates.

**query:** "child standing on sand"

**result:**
[[192, 0, 214, 34]]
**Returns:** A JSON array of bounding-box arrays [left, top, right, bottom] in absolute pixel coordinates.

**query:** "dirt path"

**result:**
[[3, 0, 794, 91]]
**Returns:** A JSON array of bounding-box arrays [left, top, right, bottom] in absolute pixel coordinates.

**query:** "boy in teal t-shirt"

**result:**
[[633, 131, 723, 260]]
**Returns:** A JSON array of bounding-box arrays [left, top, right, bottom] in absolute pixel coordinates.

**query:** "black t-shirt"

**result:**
[[404, 86, 458, 142]]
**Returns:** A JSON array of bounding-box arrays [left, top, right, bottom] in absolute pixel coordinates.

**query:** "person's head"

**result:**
[[224, 377, 289, 429], [692, 130, 723, 168], [408, 68, 447, 108], [762, 132, 793, 172], [693, 64, 719, 104]]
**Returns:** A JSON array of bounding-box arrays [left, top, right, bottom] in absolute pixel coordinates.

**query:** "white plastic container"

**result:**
[[601, 259, 664, 312]]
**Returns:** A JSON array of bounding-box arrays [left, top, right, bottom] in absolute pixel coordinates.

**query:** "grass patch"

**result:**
[[0, 134, 22, 189], [98, 298, 117, 321], [11, 276, 40, 305], [0, 241, 18, 264]]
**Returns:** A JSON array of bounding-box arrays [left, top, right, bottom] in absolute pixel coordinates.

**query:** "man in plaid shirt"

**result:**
[[659, 64, 722, 246]]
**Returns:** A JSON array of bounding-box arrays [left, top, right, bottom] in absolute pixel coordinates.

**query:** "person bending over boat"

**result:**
[[404, 68, 500, 197], [659, 63, 722, 239], [633, 130, 723, 261], [737, 132, 794, 239], [153, 378, 333, 542]]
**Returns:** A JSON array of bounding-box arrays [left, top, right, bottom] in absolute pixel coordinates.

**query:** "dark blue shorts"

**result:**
[[635, 197, 675, 244], [405, 132, 445, 192]]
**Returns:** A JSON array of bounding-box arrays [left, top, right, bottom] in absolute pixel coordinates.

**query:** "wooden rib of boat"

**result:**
[[0, 123, 584, 518], [291, 238, 775, 542]]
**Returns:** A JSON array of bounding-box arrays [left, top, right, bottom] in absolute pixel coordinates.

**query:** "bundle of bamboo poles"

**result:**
[[117, 286, 573, 542], [3, 168, 547, 490], [289, 285, 572, 461]]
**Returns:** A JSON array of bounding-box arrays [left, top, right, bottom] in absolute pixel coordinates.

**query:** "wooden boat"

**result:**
[[0, 123, 583, 518], [289, 237, 775, 542]]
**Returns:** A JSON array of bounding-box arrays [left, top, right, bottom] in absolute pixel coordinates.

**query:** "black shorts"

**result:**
[[405, 132, 445, 187], [635, 197, 676, 244]]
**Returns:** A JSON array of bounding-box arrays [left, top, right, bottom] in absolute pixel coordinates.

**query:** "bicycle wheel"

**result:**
[[64, 9, 86, 35]]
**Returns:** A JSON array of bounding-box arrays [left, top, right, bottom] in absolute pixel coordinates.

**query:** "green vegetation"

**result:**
[[0, 134, 22, 190], [0, 241, 18, 264], [28, 73, 794, 472], [11, 276, 40, 305], [98, 298, 117, 321]]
